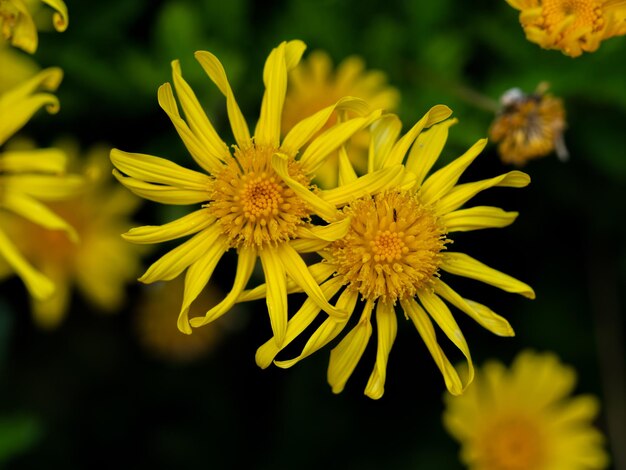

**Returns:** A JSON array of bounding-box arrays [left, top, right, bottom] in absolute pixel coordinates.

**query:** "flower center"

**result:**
[[479, 415, 545, 470], [541, 0, 604, 34], [328, 190, 447, 304], [209, 144, 312, 248]]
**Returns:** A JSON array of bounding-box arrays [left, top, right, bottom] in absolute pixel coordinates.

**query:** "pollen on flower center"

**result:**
[[329, 190, 448, 304], [480, 415, 545, 470], [209, 144, 312, 248], [541, 0, 604, 33]]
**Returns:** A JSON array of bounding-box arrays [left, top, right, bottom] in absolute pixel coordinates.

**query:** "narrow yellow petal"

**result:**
[[189, 246, 256, 328], [379, 105, 453, 170], [255, 42, 288, 148], [2, 0, 37, 53], [257, 276, 345, 369], [0, 228, 54, 300], [139, 225, 223, 283], [110, 149, 212, 190], [337, 144, 358, 185], [271, 152, 336, 221], [259, 247, 288, 347], [276, 243, 347, 319], [40, 0, 69, 31], [0, 148, 66, 173], [441, 252, 535, 299], [176, 236, 230, 334], [31, 269, 69, 329], [327, 300, 374, 394], [112, 170, 210, 205], [436, 171, 530, 215], [194, 50, 251, 148], [440, 206, 519, 232], [364, 301, 398, 399], [401, 298, 465, 395], [435, 279, 514, 337], [283, 40, 307, 69], [368, 114, 402, 173], [295, 217, 351, 242], [420, 138, 488, 206], [1, 174, 83, 200], [123, 209, 215, 244], [406, 118, 458, 187]]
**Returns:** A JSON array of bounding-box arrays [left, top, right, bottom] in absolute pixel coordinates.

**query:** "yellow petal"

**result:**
[[123, 209, 215, 244], [436, 170, 530, 215], [417, 290, 474, 389], [441, 252, 535, 299], [255, 42, 288, 148], [194, 50, 251, 148], [112, 170, 210, 205], [420, 138, 487, 206], [327, 300, 374, 394], [0, 228, 54, 300], [295, 217, 351, 242], [406, 118, 458, 187], [368, 114, 402, 173], [176, 236, 231, 334], [276, 243, 347, 319], [337, 144, 358, 185], [2, 0, 36, 53], [31, 268, 69, 329], [364, 301, 398, 399], [440, 206, 519, 232], [379, 105, 452, 170], [170, 61, 230, 171], [400, 298, 465, 395], [157, 82, 227, 174], [40, 0, 69, 32], [434, 279, 514, 337], [139, 225, 223, 283], [272, 152, 336, 221], [257, 276, 345, 369], [189, 245, 256, 328], [259, 247, 288, 347], [110, 149, 212, 190], [1, 174, 83, 200], [0, 148, 66, 173]]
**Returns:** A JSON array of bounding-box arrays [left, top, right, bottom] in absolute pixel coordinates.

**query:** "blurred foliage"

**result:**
[[1, 0, 625, 468]]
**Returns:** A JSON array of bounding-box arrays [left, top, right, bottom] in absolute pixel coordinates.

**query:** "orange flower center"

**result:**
[[541, 0, 604, 34]]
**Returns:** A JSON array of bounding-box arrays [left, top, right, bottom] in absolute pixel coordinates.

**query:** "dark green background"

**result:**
[[1, 0, 624, 467]]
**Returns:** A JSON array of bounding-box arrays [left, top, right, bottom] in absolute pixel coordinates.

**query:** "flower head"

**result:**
[[506, 0, 626, 57], [443, 350, 609, 470], [489, 84, 568, 166], [0, 0, 68, 53], [111, 40, 382, 345], [0, 68, 83, 302], [281, 50, 399, 188], [252, 109, 534, 399]]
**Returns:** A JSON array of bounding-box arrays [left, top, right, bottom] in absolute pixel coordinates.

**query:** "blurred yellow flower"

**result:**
[[0, 41, 38, 92], [282, 50, 399, 188], [1, 141, 143, 328], [489, 84, 568, 166], [135, 277, 230, 363], [111, 40, 382, 344], [0, 0, 68, 53], [251, 109, 534, 399], [0, 67, 82, 303], [506, 0, 626, 57], [443, 350, 609, 470]]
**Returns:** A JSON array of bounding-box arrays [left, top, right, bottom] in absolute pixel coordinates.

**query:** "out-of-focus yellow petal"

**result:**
[[195, 50, 251, 148], [31, 267, 69, 329], [1, 0, 37, 53], [441, 206, 519, 232], [259, 247, 288, 347], [406, 118, 458, 187], [40, 0, 68, 32], [0, 148, 66, 173], [441, 252, 535, 299], [123, 209, 215, 244], [364, 301, 398, 399], [1, 174, 83, 200], [112, 170, 211, 205]]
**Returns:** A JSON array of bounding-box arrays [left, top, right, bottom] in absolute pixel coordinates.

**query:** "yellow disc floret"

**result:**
[[329, 190, 448, 304], [209, 144, 312, 248], [541, 0, 604, 36]]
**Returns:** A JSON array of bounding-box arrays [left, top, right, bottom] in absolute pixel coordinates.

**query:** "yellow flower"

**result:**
[[0, 67, 82, 302], [1, 141, 143, 328], [111, 40, 382, 344], [489, 84, 568, 166], [135, 277, 229, 363], [506, 0, 626, 57], [281, 50, 399, 188], [443, 350, 609, 470], [0, 0, 68, 53], [251, 109, 534, 399]]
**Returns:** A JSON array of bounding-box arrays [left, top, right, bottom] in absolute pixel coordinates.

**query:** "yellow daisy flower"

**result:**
[[251, 110, 534, 399], [489, 84, 568, 166], [0, 67, 82, 302], [0, 0, 68, 53], [1, 141, 143, 328], [111, 40, 382, 344], [506, 0, 626, 57], [443, 350, 609, 470], [281, 50, 400, 188]]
